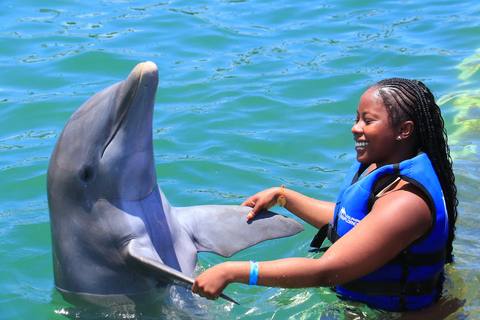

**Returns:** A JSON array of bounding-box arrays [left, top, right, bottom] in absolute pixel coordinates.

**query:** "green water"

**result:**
[[1, 0, 479, 319]]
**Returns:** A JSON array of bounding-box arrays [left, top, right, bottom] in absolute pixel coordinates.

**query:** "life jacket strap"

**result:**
[[339, 272, 441, 297], [309, 222, 339, 253], [309, 224, 446, 267], [389, 247, 446, 266]]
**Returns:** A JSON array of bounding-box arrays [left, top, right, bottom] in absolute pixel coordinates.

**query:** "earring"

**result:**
[[397, 136, 402, 140]]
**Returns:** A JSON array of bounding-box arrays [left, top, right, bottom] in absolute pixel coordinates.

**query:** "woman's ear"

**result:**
[[396, 120, 415, 140]]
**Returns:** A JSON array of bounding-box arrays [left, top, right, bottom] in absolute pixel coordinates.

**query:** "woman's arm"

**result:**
[[241, 187, 336, 229], [193, 186, 431, 300]]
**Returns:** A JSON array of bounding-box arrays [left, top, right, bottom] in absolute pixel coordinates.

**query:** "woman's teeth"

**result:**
[[356, 141, 369, 147]]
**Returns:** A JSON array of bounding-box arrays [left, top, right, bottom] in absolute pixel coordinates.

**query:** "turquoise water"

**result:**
[[1, 0, 479, 319]]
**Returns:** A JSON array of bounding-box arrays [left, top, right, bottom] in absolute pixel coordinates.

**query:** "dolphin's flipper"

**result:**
[[126, 241, 239, 304], [177, 205, 304, 258]]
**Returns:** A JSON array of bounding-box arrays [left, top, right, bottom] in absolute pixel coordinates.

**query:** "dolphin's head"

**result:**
[[47, 62, 165, 295], [48, 62, 159, 202]]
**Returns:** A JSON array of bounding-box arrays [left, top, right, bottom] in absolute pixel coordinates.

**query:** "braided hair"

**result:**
[[370, 78, 458, 263]]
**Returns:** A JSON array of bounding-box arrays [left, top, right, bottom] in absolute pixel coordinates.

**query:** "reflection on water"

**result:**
[[438, 51, 480, 160]]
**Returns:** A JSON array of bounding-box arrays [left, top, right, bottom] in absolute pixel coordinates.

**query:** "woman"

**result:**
[[192, 78, 458, 311]]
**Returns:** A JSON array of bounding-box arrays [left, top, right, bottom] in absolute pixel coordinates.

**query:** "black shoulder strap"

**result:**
[[309, 222, 341, 253], [309, 223, 329, 249]]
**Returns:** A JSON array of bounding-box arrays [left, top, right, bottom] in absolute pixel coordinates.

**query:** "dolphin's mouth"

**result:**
[[101, 62, 158, 158], [101, 77, 141, 158]]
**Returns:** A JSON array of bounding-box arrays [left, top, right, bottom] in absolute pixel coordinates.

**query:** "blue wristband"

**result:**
[[249, 261, 259, 285]]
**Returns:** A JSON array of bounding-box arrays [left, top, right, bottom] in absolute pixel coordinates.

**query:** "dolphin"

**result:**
[[47, 61, 303, 307]]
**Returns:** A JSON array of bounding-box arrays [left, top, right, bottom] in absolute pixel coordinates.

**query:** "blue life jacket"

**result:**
[[311, 153, 448, 311]]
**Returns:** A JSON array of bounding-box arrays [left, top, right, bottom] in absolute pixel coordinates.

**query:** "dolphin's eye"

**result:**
[[79, 166, 95, 183]]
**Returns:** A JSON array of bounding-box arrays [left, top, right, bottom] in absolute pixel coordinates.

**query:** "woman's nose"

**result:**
[[351, 121, 362, 135]]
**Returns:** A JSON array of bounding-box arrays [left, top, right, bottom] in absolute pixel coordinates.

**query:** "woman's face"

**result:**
[[351, 87, 401, 166]]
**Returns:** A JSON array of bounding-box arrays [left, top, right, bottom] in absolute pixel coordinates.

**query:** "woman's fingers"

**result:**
[[242, 196, 261, 219], [242, 188, 281, 219], [241, 196, 257, 207], [246, 209, 257, 220], [192, 264, 232, 301]]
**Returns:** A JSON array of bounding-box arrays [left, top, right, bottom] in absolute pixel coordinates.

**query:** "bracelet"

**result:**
[[249, 261, 259, 285], [276, 184, 286, 207]]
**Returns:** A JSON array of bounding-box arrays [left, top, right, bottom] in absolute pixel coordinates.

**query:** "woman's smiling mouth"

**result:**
[[355, 140, 369, 149]]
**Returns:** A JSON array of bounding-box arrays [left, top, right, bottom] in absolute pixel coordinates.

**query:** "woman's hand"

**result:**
[[242, 187, 335, 228], [241, 187, 282, 219], [192, 263, 230, 300], [192, 262, 249, 300]]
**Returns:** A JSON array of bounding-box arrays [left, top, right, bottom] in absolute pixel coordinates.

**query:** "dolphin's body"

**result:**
[[47, 61, 303, 306]]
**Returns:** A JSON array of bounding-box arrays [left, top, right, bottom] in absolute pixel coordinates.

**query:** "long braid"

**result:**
[[372, 78, 458, 264]]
